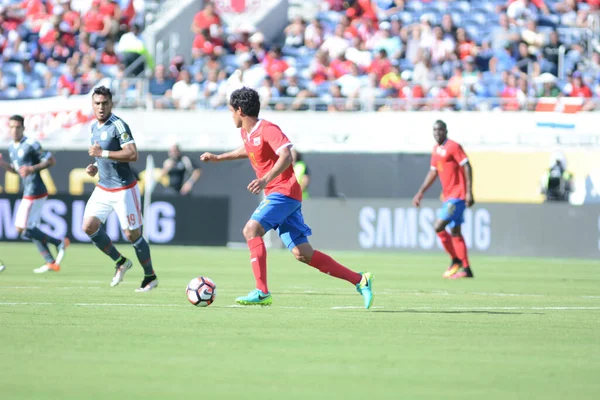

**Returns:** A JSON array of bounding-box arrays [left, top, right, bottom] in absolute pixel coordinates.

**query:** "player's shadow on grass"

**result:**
[[373, 310, 543, 315]]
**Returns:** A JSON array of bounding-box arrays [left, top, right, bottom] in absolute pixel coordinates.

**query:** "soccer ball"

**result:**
[[186, 276, 216, 307]]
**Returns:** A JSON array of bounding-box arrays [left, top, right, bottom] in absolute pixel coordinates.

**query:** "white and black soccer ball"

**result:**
[[186, 276, 216, 307]]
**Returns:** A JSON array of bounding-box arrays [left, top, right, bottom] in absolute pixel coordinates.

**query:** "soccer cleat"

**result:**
[[450, 266, 474, 279], [110, 259, 133, 287], [55, 238, 70, 266], [33, 263, 60, 274], [135, 275, 159, 292], [356, 272, 374, 309], [235, 289, 272, 306], [0, 264, 5, 273], [443, 258, 462, 279]]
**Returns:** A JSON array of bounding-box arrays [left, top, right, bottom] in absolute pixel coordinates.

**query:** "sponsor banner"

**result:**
[[0, 95, 94, 145], [302, 199, 600, 258], [0, 194, 229, 246]]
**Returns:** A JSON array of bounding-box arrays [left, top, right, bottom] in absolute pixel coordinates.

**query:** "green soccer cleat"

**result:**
[[356, 272, 374, 309], [235, 289, 273, 306]]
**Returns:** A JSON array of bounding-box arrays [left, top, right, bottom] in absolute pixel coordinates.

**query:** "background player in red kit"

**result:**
[[200, 87, 374, 308], [413, 120, 475, 279]]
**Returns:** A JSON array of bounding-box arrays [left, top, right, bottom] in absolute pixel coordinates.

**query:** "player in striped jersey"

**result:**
[[82, 86, 159, 292], [0, 115, 69, 273]]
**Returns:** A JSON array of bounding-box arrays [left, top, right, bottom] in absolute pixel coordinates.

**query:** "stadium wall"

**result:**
[[2, 149, 600, 242], [302, 199, 600, 259]]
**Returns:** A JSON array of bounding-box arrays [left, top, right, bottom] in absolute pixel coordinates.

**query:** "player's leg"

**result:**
[[15, 197, 58, 273], [117, 185, 158, 292], [435, 200, 462, 278], [235, 195, 294, 306], [448, 202, 473, 279], [82, 189, 131, 284], [280, 210, 374, 309]]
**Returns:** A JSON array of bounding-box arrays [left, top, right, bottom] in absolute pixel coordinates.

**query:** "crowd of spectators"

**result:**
[[0, 0, 143, 99], [3, 1, 600, 112]]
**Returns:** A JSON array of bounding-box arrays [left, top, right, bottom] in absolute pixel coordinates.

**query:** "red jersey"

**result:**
[[430, 139, 469, 201], [241, 120, 302, 201]]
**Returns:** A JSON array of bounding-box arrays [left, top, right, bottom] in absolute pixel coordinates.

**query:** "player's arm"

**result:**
[[200, 146, 248, 162], [463, 161, 475, 207], [0, 154, 17, 174], [413, 168, 438, 207], [247, 145, 293, 195], [89, 141, 138, 162], [20, 145, 55, 177]]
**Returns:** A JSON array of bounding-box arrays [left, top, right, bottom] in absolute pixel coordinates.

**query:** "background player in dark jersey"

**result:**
[[413, 120, 475, 279], [160, 144, 202, 195], [201, 87, 374, 308], [0, 115, 69, 273], [82, 86, 158, 292]]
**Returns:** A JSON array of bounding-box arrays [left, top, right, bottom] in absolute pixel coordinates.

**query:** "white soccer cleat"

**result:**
[[55, 238, 70, 266], [110, 259, 133, 287], [0, 264, 5, 273], [135, 276, 159, 292], [33, 264, 51, 274]]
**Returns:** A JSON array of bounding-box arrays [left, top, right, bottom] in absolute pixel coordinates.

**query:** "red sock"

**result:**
[[452, 235, 470, 267], [309, 250, 362, 285], [247, 237, 268, 293], [438, 231, 457, 259]]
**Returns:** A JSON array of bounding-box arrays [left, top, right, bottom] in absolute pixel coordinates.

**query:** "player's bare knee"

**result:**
[[451, 227, 462, 237], [125, 229, 141, 242], [291, 248, 309, 264], [15, 227, 24, 235], [434, 221, 446, 233], [82, 218, 100, 236], [242, 220, 264, 241]]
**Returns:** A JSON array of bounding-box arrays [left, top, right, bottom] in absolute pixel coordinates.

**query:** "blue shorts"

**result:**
[[251, 193, 312, 251], [437, 198, 466, 228]]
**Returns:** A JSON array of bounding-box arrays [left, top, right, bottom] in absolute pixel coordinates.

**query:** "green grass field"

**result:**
[[0, 243, 599, 400]]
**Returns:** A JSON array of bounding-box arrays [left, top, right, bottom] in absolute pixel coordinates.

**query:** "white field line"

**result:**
[[0, 302, 599, 311], [2, 286, 599, 300]]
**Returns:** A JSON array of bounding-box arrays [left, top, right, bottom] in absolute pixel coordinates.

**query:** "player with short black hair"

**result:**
[[413, 120, 475, 279], [201, 87, 374, 308], [0, 115, 69, 273], [82, 86, 159, 291]]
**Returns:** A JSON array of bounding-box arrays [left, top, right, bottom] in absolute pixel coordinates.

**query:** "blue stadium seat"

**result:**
[[448, 1, 470, 14]]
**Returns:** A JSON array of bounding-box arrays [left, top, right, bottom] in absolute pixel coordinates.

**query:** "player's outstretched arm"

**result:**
[[200, 146, 248, 162], [463, 161, 475, 207], [89, 142, 138, 162], [413, 169, 438, 207]]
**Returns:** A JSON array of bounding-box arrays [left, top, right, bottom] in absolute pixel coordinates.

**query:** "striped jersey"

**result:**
[[8, 136, 52, 198], [91, 114, 137, 190]]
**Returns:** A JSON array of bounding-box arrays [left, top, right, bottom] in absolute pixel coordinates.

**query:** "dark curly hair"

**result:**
[[230, 87, 260, 117], [93, 86, 113, 101]]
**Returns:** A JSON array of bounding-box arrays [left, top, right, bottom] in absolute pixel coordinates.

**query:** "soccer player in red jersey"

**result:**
[[413, 120, 475, 279], [201, 87, 374, 308]]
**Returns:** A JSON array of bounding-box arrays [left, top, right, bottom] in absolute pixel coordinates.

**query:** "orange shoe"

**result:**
[[443, 258, 462, 279]]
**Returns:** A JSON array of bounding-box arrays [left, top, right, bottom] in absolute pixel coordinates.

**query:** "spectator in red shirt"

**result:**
[[61, 1, 82, 33], [84, 0, 112, 43], [192, 28, 224, 59], [57, 64, 80, 96], [262, 47, 289, 79], [569, 71, 593, 98], [191, 2, 221, 34], [100, 40, 120, 64], [368, 49, 392, 82], [501, 73, 522, 110]]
